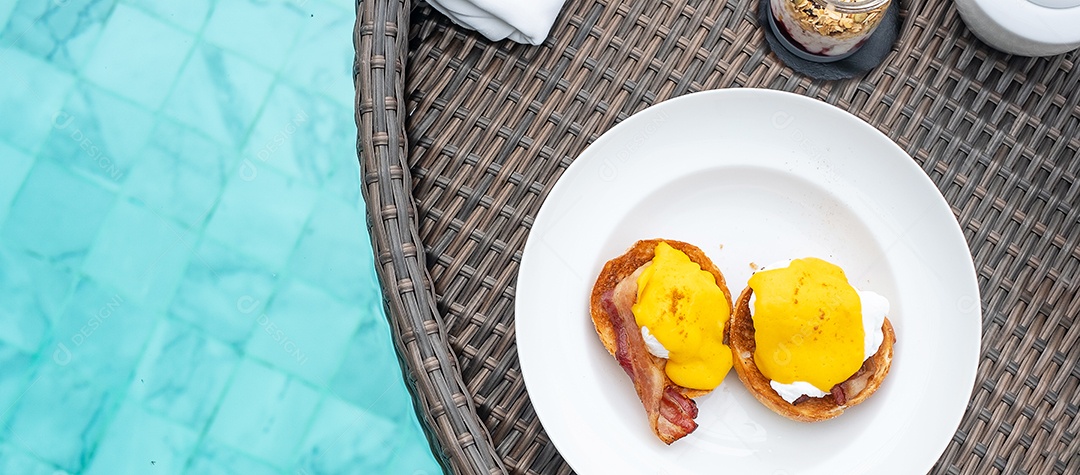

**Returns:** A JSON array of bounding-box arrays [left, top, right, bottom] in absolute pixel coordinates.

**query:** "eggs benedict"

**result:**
[[730, 257, 896, 422], [590, 239, 733, 443]]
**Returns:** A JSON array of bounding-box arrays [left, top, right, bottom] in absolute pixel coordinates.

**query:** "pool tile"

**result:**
[[384, 419, 444, 475], [0, 254, 62, 355], [0, 142, 34, 234], [289, 195, 376, 303], [0, 246, 77, 354], [50, 278, 156, 388], [238, 84, 314, 183], [122, 120, 228, 230], [83, 399, 199, 475], [281, 1, 355, 107], [128, 318, 239, 429], [0, 0, 115, 72], [0, 261, 50, 354], [184, 439, 282, 475], [0, 48, 75, 152], [163, 42, 274, 148], [206, 358, 320, 468], [293, 396, 398, 474], [82, 4, 194, 110], [203, 0, 306, 71], [1, 161, 116, 269], [329, 307, 415, 422], [245, 280, 362, 385], [323, 161, 363, 205], [242, 83, 354, 190], [0, 443, 62, 475], [0, 342, 36, 428], [3, 362, 122, 472], [169, 238, 278, 345], [204, 166, 317, 269], [321, 0, 358, 13], [119, 0, 211, 33], [0, 2, 16, 31], [41, 83, 153, 189], [81, 199, 194, 309]]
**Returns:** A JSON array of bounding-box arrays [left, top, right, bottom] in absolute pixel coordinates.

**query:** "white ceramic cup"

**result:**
[[955, 0, 1080, 56]]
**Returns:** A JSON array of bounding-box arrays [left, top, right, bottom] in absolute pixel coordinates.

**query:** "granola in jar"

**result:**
[[770, 0, 891, 61]]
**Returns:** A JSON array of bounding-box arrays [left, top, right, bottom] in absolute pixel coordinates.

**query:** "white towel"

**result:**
[[426, 0, 568, 45]]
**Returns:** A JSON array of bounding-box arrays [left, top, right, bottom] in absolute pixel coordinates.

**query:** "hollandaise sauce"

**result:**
[[632, 242, 732, 390], [749, 258, 864, 392]]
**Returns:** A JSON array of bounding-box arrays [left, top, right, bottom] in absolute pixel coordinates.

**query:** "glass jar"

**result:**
[[769, 0, 892, 62]]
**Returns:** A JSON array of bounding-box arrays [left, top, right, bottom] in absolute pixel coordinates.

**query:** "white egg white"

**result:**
[[640, 325, 670, 359]]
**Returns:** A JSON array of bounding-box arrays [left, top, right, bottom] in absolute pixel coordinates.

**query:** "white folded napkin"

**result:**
[[426, 0, 568, 45]]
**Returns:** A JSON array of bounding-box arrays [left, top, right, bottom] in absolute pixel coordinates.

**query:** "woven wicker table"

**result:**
[[354, 1, 1080, 473]]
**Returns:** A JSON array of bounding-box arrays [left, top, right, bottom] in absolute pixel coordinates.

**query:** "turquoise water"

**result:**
[[0, 0, 440, 473]]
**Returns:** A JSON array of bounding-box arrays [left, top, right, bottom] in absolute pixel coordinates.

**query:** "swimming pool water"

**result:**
[[0, 0, 441, 473]]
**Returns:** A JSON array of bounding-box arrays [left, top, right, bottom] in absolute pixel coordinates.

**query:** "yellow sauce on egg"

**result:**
[[632, 242, 732, 390], [748, 258, 864, 392]]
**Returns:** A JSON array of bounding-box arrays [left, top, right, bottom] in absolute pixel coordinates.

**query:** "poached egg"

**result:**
[[748, 258, 888, 403], [631, 242, 733, 390]]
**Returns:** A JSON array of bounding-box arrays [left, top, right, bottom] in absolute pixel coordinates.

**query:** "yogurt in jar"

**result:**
[[770, 0, 890, 60]]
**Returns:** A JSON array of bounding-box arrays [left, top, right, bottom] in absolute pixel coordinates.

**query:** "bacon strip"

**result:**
[[660, 386, 698, 434], [830, 384, 847, 406], [801, 353, 876, 406], [840, 356, 876, 400], [600, 277, 698, 444]]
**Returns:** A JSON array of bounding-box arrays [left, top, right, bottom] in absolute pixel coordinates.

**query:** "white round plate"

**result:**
[[515, 89, 980, 475]]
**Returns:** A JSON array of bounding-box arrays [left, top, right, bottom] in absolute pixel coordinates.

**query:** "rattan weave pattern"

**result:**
[[355, 0, 1080, 473]]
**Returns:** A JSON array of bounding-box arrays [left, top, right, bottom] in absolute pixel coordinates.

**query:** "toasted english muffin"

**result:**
[[729, 286, 896, 422]]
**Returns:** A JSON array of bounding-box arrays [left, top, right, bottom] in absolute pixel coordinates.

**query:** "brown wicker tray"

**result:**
[[354, 0, 1080, 473]]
